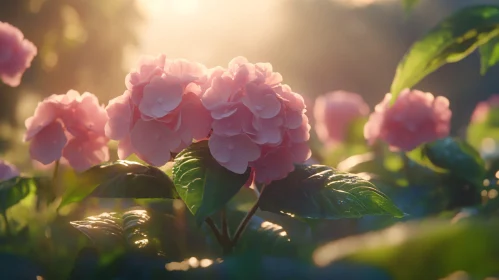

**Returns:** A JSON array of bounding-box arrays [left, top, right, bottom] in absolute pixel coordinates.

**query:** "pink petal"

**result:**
[[29, 121, 67, 164], [139, 76, 183, 119], [130, 119, 180, 166], [165, 58, 207, 84], [243, 83, 281, 119], [179, 92, 212, 140], [24, 100, 60, 141], [63, 137, 109, 172], [208, 134, 260, 174], [202, 76, 234, 110], [105, 91, 133, 140], [118, 136, 134, 159], [64, 92, 108, 139], [0, 160, 19, 181]]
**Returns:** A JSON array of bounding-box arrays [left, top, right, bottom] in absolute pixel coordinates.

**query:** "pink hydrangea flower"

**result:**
[[0, 160, 19, 181], [105, 54, 212, 166], [24, 90, 109, 172], [314, 91, 370, 146], [364, 89, 451, 151], [0, 22, 37, 87], [202, 57, 311, 183], [470, 95, 499, 123]]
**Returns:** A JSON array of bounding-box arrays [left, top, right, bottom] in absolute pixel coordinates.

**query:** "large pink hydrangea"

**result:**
[[202, 57, 311, 183], [0, 160, 19, 181], [0, 22, 37, 87], [364, 89, 451, 151], [24, 90, 109, 172], [105, 54, 212, 166], [314, 91, 370, 146]]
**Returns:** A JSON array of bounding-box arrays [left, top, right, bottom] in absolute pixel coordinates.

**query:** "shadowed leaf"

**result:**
[[259, 164, 404, 219]]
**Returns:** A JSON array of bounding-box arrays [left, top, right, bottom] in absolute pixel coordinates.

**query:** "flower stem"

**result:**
[[401, 153, 411, 182], [231, 184, 266, 247], [221, 208, 229, 239], [52, 159, 60, 183], [1, 211, 10, 237], [205, 217, 225, 248]]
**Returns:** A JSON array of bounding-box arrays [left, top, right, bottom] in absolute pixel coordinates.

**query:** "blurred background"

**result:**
[[1, 0, 499, 163]]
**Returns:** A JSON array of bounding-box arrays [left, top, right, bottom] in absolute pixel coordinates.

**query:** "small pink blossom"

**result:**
[[105, 54, 212, 166], [0, 22, 37, 87], [0, 160, 19, 181], [314, 91, 370, 146], [202, 57, 311, 183], [470, 95, 499, 123], [364, 89, 451, 151], [24, 90, 109, 172]]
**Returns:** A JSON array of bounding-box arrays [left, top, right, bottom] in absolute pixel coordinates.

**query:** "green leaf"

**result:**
[[0, 177, 35, 213], [259, 164, 404, 219], [390, 5, 499, 102], [90, 166, 176, 199], [423, 137, 486, 185], [173, 141, 251, 225], [313, 219, 499, 280], [227, 187, 259, 212], [479, 36, 499, 74], [59, 160, 176, 210], [70, 212, 124, 250], [406, 145, 449, 174], [70, 208, 161, 251]]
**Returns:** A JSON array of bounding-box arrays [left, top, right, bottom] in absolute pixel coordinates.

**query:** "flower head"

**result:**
[[105, 54, 212, 166], [314, 91, 370, 146], [0, 160, 19, 181], [24, 90, 109, 171], [364, 89, 451, 151], [0, 22, 37, 87], [202, 57, 311, 183]]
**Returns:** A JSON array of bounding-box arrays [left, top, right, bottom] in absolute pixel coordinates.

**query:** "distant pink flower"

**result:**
[[0, 22, 37, 87], [0, 160, 19, 181], [105, 54, 212, 166], [364, 89, 451, 151], [314, 91, 370, 146], [202, 57, 311, 183], [470, 95, 499, 123], [24, 90, 109, 172]]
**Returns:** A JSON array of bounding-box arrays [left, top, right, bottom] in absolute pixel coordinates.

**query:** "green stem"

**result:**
[[1, 211, 10, 237], [52, 159, 60, 183], [231, 184, 266, 247], [401, 152, 411, 181], [221, 208, 229, 239], [205, 217, 227, 249]]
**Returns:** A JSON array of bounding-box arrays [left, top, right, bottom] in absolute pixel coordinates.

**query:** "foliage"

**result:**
[[3, 2, 499, 279], [390, 5, 499, 102]]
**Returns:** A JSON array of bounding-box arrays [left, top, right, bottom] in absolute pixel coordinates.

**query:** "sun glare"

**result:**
[[172, 0, 199, 15]]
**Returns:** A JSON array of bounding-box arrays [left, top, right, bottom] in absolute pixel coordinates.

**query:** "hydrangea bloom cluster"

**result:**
[[0, 22, 37, 87], [105, 54, 212, 166], [364, 89, 451, 151], [314, 91, 369, 146], [202, 57, 311, 183], [0, 160, 19, 181], [24, 90, 109, 172]]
